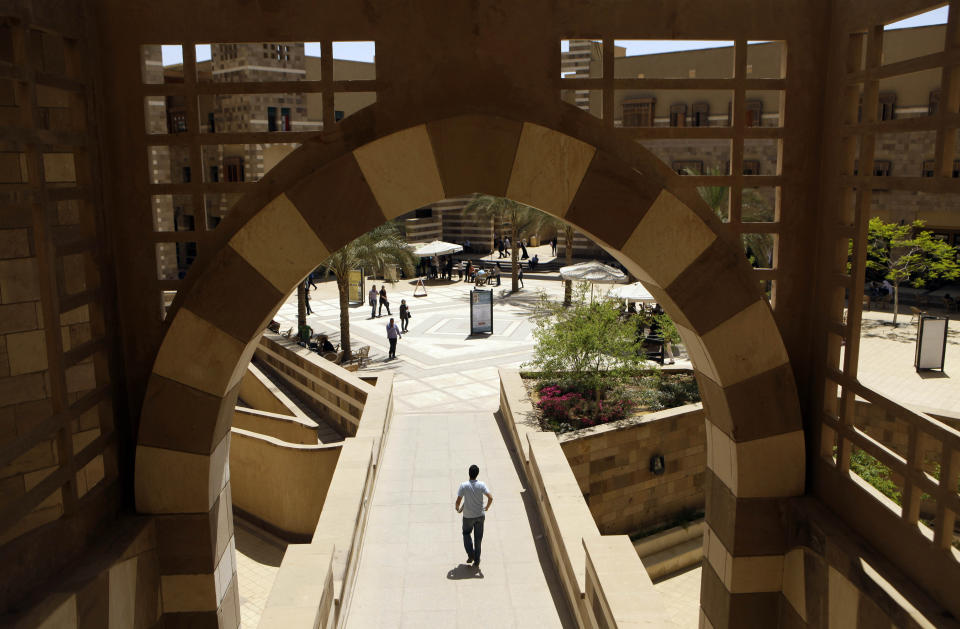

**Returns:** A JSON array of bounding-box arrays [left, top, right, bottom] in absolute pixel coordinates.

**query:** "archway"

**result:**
[[135, 110, 804, 626]]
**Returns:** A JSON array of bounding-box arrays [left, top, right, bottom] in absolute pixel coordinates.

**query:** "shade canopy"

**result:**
[[559, 260, 627, 283], [412, 240, 463, 257], [609, 281, 656, 303]]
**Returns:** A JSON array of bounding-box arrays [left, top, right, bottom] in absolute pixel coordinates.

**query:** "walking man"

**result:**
[[379, 285, 391, 317], [399, 299, 411, 333], [368, 284, 378, 318], [455, 464, 493, 569], [386, 317, 401, 359]]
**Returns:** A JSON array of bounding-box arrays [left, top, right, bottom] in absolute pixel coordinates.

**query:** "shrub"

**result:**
[[536, 382, 634, 432]]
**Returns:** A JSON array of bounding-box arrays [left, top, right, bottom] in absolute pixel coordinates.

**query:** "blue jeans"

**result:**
[[462, 515, 485, 562]]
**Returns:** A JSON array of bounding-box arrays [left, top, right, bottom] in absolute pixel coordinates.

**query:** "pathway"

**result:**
[[342, 408, 575, 628]]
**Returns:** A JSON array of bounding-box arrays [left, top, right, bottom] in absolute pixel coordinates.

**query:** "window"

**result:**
[[224, 157, 244, 182], [622, 98, 655, 127], [281, 107, 291, 131], [267, 106, 278, 132], [745, 100, 763, 127], [692, 102, 710, 127], [929, 89, 941, 116], [873, 160, 891, 177], [208, 112, 216, 133], [669, 103, 687, 127], [879, 92, 896, 121], [922, 159, 935, 177], [168, 111, 187, 133], [209, 166, 219, 183], [743, 160, 761, 175], [182, 166, 191, 183], [672, 160, 703, 175]]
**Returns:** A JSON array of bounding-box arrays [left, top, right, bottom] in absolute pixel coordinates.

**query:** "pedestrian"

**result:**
[[379, 285, 391, 316], [368, 284, 378, 318], [550, 236, 557, 256], [303, 280, 313, 315], [517, 266, 524, 288], [308, 270, 319, 289], [503, 236, 510, 256], [455, 464, 493, 569], [520, 240, 529, 260], [386, 317, 402, 359], [529, 254, 538, 272], [399, 299, 411, 332], [495, 237, 503, 258]]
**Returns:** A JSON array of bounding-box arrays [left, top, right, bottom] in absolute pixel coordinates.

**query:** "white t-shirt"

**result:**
[[457, 480, 490, 518]]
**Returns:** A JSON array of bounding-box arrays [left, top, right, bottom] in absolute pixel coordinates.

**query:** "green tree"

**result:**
[[541, 215, 578, 306], [464, 195, 545, 292], [319, 224, 417, 359], [525, 283, 647, 403], [694, 167, 775, 268], [864, 218, 960, 325]]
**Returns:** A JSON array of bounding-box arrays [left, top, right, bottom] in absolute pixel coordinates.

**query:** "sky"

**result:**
[[161, 6, 948, 66]]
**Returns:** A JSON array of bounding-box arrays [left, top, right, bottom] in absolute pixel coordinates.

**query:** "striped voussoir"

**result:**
[[135, 112, 805, 628]]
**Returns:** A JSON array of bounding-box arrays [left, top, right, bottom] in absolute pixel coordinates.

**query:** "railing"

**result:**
[[818, 371, 960, 619], [258, 372, 393, 628]]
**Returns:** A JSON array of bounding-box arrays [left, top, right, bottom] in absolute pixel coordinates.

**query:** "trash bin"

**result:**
[[529, 235, 540, 247]]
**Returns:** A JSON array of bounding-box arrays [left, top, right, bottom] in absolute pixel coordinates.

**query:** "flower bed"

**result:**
[[529, 371, 700, 434]]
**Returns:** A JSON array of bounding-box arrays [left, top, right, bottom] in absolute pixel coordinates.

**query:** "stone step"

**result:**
[[633, 519, 705, 582]]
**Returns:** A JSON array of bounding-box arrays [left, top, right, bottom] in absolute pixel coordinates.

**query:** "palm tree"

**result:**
[[463, 195, 545, 292], [694, 167, 775, 269], [541, 215, 577, 306], [319, 224, 417, 360]]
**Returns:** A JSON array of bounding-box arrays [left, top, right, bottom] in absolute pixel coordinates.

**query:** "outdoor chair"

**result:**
[[355, 345, 371, 368]]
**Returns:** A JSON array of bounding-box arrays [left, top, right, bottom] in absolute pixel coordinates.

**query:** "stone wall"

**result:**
[[230, 428, 341, 540], [254, 333, 374, 437], [3, 518, 162, 628], [560, 404, 706, 536]]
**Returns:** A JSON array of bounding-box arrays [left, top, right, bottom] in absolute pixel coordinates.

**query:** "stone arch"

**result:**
[[135, 109, 804, 625]]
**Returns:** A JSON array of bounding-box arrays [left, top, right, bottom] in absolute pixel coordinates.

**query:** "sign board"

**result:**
[[915, 315, 948, 371], [348, 269, 364, 304], [470, 289, 493, 335]]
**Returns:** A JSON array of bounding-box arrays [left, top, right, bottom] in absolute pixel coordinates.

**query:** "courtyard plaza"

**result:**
[[235, 254, 954, 628]]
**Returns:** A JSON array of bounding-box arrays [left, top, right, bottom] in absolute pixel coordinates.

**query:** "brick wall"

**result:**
[[559, 404, 706, 536]]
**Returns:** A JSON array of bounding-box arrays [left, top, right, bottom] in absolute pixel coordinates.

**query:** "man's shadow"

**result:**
[[446, 563, 484, 580]]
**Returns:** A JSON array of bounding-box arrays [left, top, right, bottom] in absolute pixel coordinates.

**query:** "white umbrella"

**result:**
[[559, 260, 627, 283], [560, 260, 627, 301], [609, 281, 656, 304], [413, 240, 463, 257]]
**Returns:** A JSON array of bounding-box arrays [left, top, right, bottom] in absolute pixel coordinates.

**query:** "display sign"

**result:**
[[915, 315, 948, 371], [348, 269, 364, 304], [470, 289, 494, 335]]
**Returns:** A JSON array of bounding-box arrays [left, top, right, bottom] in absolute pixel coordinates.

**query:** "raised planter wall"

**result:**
[[499, 368, 672, 627], [560, 403, 706, 535]]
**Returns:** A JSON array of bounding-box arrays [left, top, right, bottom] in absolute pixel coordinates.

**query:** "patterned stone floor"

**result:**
[[654, 565, 703, 628], [234, 518, 287, 628]]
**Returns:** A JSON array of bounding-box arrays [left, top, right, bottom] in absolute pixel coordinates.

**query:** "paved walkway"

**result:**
[[343, 410, 575, 628], [857, 308, 960, 413]]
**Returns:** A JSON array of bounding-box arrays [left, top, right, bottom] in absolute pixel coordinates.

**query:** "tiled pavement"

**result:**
[[857, 309, 960, 413], [655, 566, 702, 628], [234, 518, 287, 628]]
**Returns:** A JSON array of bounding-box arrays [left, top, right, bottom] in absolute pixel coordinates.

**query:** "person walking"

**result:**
[[517, 266, 524, 288], [386, 317, 402, 359], [455, 464, 493, 569], [303, 280, 314, 315], [399, 299, 411, 332], [368, 284, 378, 318], [379, 286, 391, 317], [308, 270, 319, 290], [550, 236, 557, 256]]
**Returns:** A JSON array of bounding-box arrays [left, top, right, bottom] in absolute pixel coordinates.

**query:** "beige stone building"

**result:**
[[3, 1, 960, 628]]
